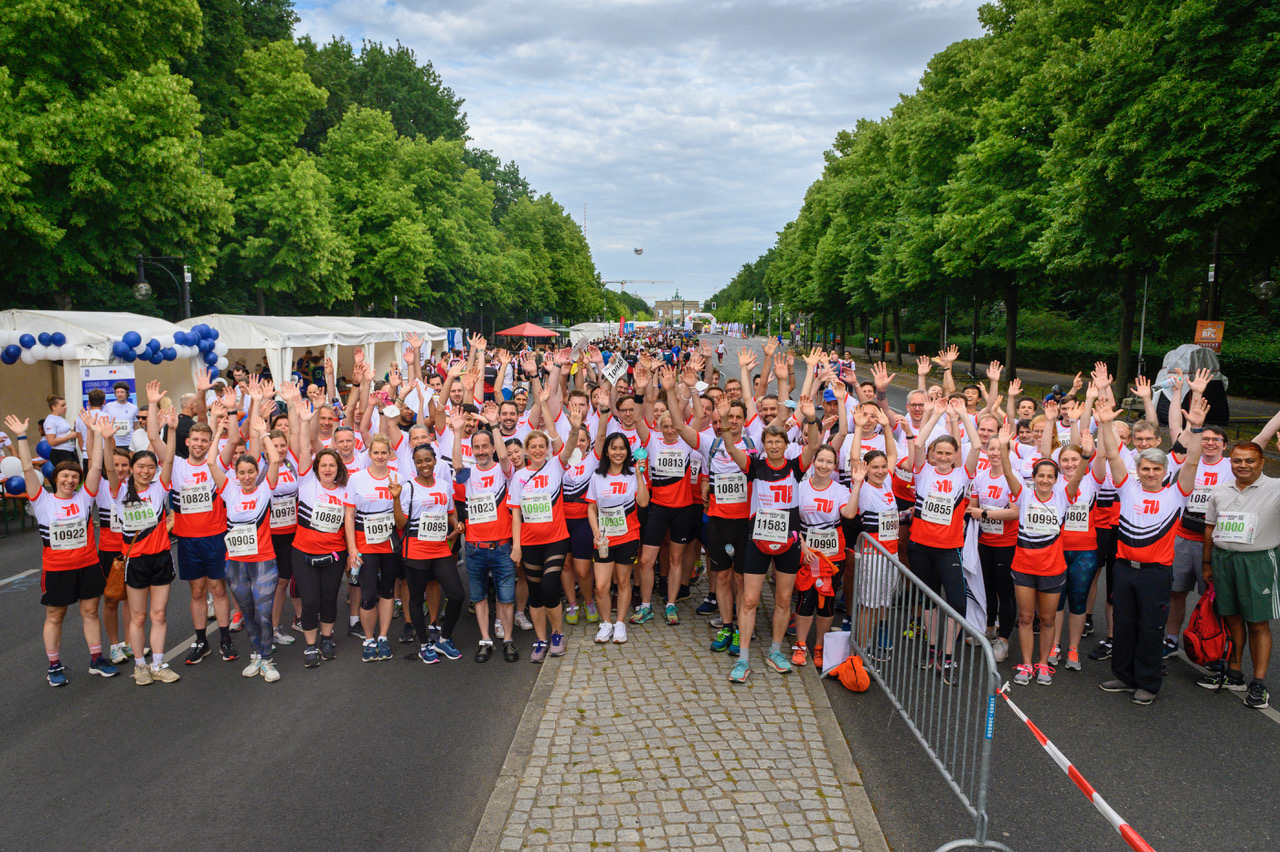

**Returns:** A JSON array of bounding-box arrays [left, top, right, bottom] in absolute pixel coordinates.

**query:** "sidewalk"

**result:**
[[472, 583, 888, 852]]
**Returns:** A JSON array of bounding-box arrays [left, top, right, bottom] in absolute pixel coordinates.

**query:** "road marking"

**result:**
[[1175, 654, 1280, 726], [0, 568, 38, 586]]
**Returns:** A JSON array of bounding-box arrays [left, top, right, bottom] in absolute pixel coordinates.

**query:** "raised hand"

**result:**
[[450, 410, 467, 433], [1044, 400, 1059, 421], [1093, 403, 1118, 424], [353, 348, 365, 366], [997, 423, 1012, 448], [849, 459, 868, 482], [1132, 375, 1153, 400], [482, 401, 499, 423], [1186, 395, 1210, 427], [987, 360, 1003, 382], [799, 394, 816, 420], [1069, 372, 1084, 395], [1008, 378, 1022, 398], [763, 338, 778, 359], [146, 379, 165, 405], [805, 347, 823, 368], [4, 414, 29, 436], [872, 362, 895, 391], [737, 346, 754, 368], [388, 473, 402, 501], [917, 355, 932, 377], [1189, 367, 1213, 395], [196, 366, 214, 392]]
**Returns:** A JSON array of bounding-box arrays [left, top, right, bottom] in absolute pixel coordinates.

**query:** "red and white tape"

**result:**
[[998, 684, 1156, 852]]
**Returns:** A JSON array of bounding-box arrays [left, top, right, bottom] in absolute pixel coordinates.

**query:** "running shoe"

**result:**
[[1065, 648, 1081, 671], [133, 665, 153, 686], [230, 611, 244, 633], [690, 561, 705, 586], [564, 605, 580, 625], [612, 622, 628, 644], [1246, 681, 1270, 709], [219, 636, 239, 662], [1012, 664, 1033, 686], [361, 639, 378, 663], [709, 614, 724, 629], [920, 648, 937, 670], [937, 659, 959, 686], [1048, 644, 1061, 667], [676, 585, 691, 603], [728, 627, 740, 656], [392, 598, 403, 620], [88, 658, 119, 678], [515, 611, 534, 631], [475, 640, 494, 663], [664, 603, 679, 625], [992, 638, 1009, 663], [184, 640, 211, 666], [151, 664, 180, 684], [1196, 670, 1246, 691], [728, 660, 751, 683], [348, 622, 366, 639], [595, 623, 615, 644], [813, 645, 824, 670], [109, 643, 133, 664], [548, 633, 566, 658], [1083, 614, 1094, 637], [47, 663, 68, 687], [272, 627, 296, 646], [785, 616, 796, 637], [1088, 638, 1112, 661], [241, 654, 262, 678], [695, 595, 718, 616], [901, 618, 915, 639], [1035, 663, 1054, 686], [984, 626, 998, 641], [399, 623, 417, 644], [503, 641, 519, 662], [292, 617, 304, 634], [530, 640, 549, 663], [259, 658, 280, 682], [319, 635, 337, 661], [792, 643, 809, 667], [766, 650, 792, 674], [427, 624, 441, 647], [1132, 689, 1155, 706], [303, 646, 321, 668], [1098, 679, 1136, 693], [710, 627, 731, 652], [434, 637, 463, 660], [585, 603, 600, 623], [419, 644, 440, 665], [376, 637, 393, 661], [494, 620, 505, 640], [629, 604, 654, 625], [1162, 636, 1178, 658]]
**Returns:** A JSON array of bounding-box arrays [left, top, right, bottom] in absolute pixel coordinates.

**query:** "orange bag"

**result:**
[[831, 655, 870, 692]]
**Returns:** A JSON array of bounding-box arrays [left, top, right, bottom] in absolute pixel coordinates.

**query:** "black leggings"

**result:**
[[293, 550, 346, 631], [523, 541, 568, 611], [792, 586, 835, 618], [907, 541, 968, 649], [978, 543, 1015, 639], [358, 552, 398, 610], [405, 558, 465, 640]]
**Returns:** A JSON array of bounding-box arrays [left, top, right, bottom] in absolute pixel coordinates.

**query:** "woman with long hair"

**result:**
[[587, 432, 650, 645]]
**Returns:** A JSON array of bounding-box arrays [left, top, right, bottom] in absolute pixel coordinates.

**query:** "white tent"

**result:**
[[568, 322, 615, 346]]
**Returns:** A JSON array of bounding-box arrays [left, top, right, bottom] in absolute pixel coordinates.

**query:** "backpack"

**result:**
[[709, 435, 756, 458], [1182, 583, 1232, 670]]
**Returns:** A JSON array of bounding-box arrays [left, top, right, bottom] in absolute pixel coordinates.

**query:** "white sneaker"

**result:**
[[259, 658, 280, 682], [109, 644, 128, 665], [272, 627, 296, 646], [494, 620, 505, 640], [240, 654, 262, 678], [992, 638, 1009, 663], [594, 623, 614, 643], [515, 611, 534, 631], [612, 621, 628, 644], [206, 594, 216, 619]]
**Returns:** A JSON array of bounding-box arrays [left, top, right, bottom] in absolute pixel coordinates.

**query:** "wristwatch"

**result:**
[[981, 509, 988, 520]]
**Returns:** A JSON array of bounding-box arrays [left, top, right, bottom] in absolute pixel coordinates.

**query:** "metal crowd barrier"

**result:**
[[850, 533, 1012, 852]]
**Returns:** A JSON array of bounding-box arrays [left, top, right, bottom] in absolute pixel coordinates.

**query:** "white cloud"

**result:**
[[295, 0, 986, 306]]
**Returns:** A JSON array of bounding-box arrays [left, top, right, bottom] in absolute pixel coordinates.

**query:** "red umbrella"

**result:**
[[495, 322, 557, 338]]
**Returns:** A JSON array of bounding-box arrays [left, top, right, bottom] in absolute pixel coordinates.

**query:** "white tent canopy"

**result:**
[[568, 322, 615, 346]]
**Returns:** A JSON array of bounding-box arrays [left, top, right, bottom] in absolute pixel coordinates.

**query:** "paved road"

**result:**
[[703, 334, 1280, 852], [0, 521, 537, 852]]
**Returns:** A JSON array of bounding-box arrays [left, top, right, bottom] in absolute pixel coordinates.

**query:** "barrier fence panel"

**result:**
[[851, 533, 1013, 852]]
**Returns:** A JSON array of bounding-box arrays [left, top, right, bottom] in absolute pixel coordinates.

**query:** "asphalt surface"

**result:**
[[705, 334, 1280, 852], [0, 519, 537, 852]]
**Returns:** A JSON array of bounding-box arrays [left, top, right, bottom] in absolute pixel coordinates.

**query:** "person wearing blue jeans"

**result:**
[[465, 541, 517, 662]]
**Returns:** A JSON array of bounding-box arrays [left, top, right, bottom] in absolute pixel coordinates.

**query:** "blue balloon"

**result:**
[[18, 334, 35, 349], [151, 351, 166, 365], [207, 367, 220, 380], [174, 331, 190, 346], [35, 439, 52, 459], [2, 344, 19, 364], [198, 338, 215, 354], [162, 347, 177, 361], [37, 332, 52, 347], [122, 349, 137, 363], [41, 461, 54, 480], [192, 323, 209, 338], [203, 350, 219, 366], [5, 475, 25, 495], [147, 338, 161, 352], [112, 341, 129, 358], [207, 328, 219, 341], [50, 332, 66, 347], [122, 331, 142, 348]]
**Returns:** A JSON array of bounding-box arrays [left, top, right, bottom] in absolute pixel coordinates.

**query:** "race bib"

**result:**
[[1186, 488, 1212, 517], [1214, 512, 1257, 546], [270, 494, 297, 529], [602, 357, 627, 386], [310, 501, 345, 534], [521, 494, 553, 524], [114, 419, 131, 436], [108, 506, 123, 534], [363, 511, 395, 545], [1022, 504, 1061, 537], [599, 505, 628, 538], [468, 493, 498, 525], [714, 472, 748, 504], [179, 487, 214, 514], [877, 510, 899, 541], [653, 449, 685, 477], [752, 509, 790, 544], [1064, 502, 1090, 533], [979, 515, 1003, 536], [918, 492, 952, 525], [416, 513, 449, 542], [225, 524, 258, 558], [49, 516, 89, 550], [120, 501, 157, 533], [805, 526, 840, 556]]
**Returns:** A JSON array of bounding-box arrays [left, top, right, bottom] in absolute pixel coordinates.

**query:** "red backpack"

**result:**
[[1182, 583, 1232, 669]]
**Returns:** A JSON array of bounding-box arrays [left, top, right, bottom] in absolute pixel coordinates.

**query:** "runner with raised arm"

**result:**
[[587, 432, 650, 645]]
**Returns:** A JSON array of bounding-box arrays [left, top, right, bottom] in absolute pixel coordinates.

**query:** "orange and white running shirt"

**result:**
[[1011, 487, 1070, 576], [563, 451, 599, 520], [706, 436, 756, 519], [218, 480, 275, 563], [908, 464, 973, 550], [34, 487, 98, 570], [509, 459, 568, 546], [95, 482, 125, 553], [116, 480, 172, 556], [1172, 457, 1234, 543], [169, 455, 227, 538], [293, 472, 351, 556], [586, 471, 641, 545], [348, 468, 398, 554], [462, 462, 512, 543], [268, 451, 302, 535], [798, 478, 852, 560], [851, 480, 899, 555], [1115, 475, 1191, 566], [973, 470, 1017, 548], [645, 434, 697, 508], [399, 476, 455, 560], [1058, 473, 1100, 552]]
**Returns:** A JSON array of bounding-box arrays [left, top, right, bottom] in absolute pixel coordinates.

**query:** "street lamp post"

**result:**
[[134, 255, 191, 319]]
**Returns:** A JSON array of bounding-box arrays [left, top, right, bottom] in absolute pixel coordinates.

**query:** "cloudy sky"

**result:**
[[295, 0, 986, 309]]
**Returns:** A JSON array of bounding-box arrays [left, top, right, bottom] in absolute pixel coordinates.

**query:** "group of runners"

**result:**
[[10, 330, 1280, 707]]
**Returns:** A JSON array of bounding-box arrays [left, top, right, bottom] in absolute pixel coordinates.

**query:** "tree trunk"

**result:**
[[1116, 266, 1138, 396], [1003, 275, 1019, 379], [256, 288, 266, 316], [892, 302, 903, 366], [54, 288, 73, 311], [969, 292, 981, 376], [860, 314, 870, 359]]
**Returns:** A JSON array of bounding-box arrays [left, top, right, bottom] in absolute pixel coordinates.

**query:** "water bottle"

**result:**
[[597, 534, 610, 561], [633, 447, 648, 475], [349, 554, 361, 583]]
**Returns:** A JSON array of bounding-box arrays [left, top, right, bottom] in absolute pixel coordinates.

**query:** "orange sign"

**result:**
[[1195, 320, 1225, 352]]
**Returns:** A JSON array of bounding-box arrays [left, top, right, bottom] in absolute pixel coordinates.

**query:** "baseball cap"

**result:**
[[822, 388, 837, 403]]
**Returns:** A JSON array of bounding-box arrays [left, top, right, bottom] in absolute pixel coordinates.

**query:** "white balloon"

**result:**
[[29, 344, 47, 359], [134, 343, 148, 355], [47, 345, 64, 360], [213, 340, 229, 356], [0, 331, 12, 346], [136, 329, 151, 345], [174, 345, 189, 359], [19, 349, 36, 364], [0, 456, 22, 478], [159, 334, 174, 348], [215, 356, 229, 371]]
